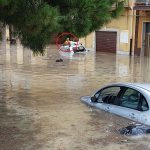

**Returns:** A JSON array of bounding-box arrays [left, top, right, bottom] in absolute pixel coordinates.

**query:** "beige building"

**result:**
[[80, 0, 150, 56]]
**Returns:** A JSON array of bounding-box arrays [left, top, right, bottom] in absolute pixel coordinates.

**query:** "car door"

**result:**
[[93, 86, 121, 112], [137, 94, 149, 125], [110, 87, 142, 123]]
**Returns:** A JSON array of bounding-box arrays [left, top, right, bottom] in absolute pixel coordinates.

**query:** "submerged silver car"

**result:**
[[81, 83, 150, 126]]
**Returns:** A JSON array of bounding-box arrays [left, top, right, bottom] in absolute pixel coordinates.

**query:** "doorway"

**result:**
[[142, 22, 150, 57]]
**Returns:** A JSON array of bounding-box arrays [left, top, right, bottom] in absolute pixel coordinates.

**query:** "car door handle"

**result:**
[[105, 106, 110, 112], [129, 113, 136, 119]]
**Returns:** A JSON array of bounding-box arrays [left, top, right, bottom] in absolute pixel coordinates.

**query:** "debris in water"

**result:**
[[56, 58, 63, 62], [120, 140, 128, 143], [119, 124, 150, 136]]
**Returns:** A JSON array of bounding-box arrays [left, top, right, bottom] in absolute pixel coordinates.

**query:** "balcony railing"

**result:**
[[135, 0, 150, 6]]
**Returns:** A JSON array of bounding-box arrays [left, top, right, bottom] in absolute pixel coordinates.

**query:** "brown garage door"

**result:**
[[96, 31, 117, 53]]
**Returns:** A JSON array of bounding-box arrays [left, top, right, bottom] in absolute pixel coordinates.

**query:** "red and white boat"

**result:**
[[59, 42, 87, 53]]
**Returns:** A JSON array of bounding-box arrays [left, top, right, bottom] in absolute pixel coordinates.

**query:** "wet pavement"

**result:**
[[1, 42, 150, 149]]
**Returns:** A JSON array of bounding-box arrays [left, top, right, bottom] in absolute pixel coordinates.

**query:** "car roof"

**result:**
[[107, 82, 150, 92]]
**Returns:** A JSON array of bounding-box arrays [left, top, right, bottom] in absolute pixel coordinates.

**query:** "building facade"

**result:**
[[81, 0, 150, 56], [134, 0, 150, 56]]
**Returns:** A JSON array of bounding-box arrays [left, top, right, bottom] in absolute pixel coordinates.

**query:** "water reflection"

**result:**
[[1, 42, 150, 149], [133, 57, 150, 82]]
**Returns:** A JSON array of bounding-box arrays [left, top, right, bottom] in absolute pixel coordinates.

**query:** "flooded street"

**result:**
[[1, 42, 150, 150]]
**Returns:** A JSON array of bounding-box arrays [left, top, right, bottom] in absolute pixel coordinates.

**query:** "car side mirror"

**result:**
[[91, 96, 97, 102]]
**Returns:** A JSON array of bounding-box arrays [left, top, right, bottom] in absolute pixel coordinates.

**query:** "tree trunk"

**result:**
[[9, 25, 16, 44], [0, 22, 6, 44], [9, 25, 13, 41]]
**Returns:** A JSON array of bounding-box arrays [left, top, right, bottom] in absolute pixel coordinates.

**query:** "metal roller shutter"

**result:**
[[96, 31, 117, 53]]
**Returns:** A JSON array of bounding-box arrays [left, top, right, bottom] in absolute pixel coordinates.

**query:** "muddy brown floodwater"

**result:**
[[1, 43, 150, 150]]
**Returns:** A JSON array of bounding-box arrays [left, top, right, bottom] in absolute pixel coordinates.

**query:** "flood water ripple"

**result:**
[[0, 43, 150, 149]]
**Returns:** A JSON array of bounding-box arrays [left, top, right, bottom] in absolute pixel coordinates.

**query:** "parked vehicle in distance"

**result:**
[[81, 83, 150, 126]]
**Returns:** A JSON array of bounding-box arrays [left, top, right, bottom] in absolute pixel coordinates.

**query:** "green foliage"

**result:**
[[0, 0, 9, 6], [111, 1, 125, 18], [0, 0, 124, 54], [48, 0, 125, 37]]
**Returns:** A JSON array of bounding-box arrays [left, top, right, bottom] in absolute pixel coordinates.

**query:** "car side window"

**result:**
[[140, 95, 149, 111], [120, 88, 140, 110], [96, 86, 121, 104]]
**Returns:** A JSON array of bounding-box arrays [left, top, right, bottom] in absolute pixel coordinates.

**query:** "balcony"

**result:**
[[134, 0, 150, 10], [135, 0, 150, 6]]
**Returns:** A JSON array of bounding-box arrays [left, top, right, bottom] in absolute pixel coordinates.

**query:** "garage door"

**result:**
[[96, 31, 117, 53]]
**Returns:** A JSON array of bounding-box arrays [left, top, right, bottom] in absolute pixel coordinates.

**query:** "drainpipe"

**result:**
[[130, 38, 132, 56], [134, 10, 140, 56], [129, 0, 135, 56]]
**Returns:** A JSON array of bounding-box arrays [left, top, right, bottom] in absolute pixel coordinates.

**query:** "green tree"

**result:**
[[48, 0, 124, 37], [0, 0, 124, 54]]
